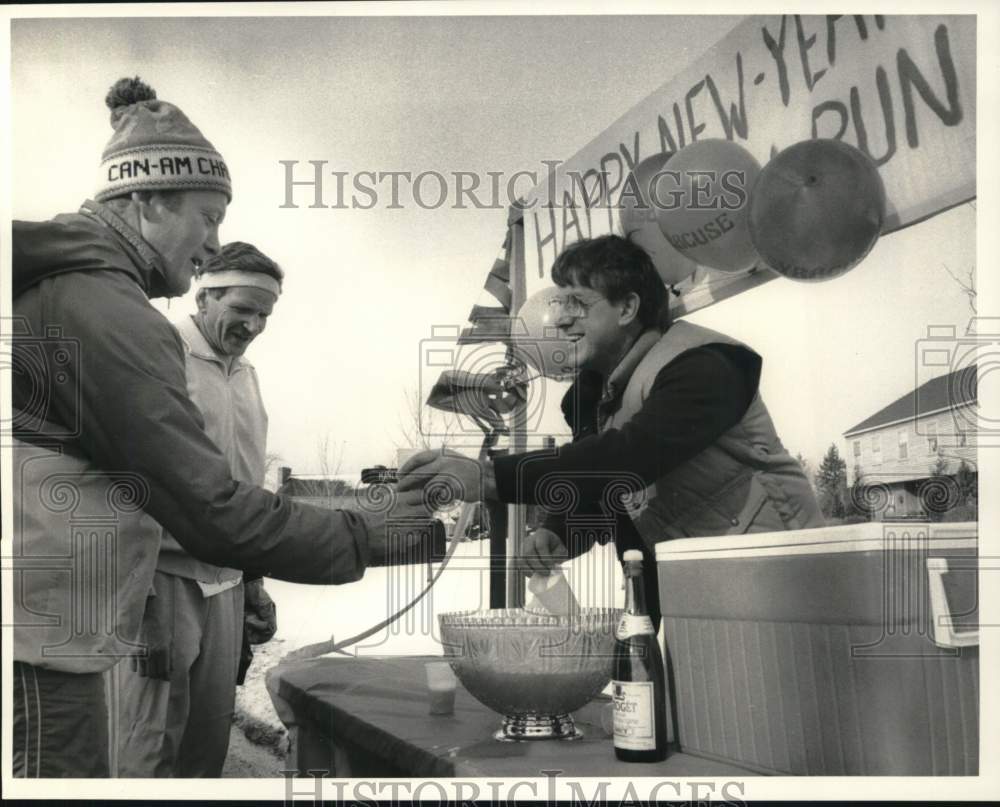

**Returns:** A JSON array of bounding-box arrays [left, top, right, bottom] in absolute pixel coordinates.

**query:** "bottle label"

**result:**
[[616, 613, 655, 639], [612, 680, 656, 750]]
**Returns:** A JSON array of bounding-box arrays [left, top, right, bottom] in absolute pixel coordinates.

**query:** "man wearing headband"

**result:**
[[116, 243, 281, 777], [12, 77, 435, 778]]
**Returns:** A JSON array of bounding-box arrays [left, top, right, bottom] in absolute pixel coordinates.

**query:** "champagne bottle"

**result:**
[[612, 549, 667, 762]]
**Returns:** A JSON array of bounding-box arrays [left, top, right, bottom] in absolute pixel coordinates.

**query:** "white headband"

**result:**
[[197, 270, 281, 297]]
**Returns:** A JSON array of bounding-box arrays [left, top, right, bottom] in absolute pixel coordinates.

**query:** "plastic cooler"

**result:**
[[654, 521, 978, 775]]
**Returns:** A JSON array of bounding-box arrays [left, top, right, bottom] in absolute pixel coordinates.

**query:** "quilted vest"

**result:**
[[602, 322, 824, 544]]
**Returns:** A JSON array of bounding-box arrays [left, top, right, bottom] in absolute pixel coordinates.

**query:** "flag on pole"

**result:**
[[426, 225, 527, 423], [457, 229, 513, 344]]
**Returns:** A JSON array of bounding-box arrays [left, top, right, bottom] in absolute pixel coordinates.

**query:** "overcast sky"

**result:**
[[7, 11, 983, 477]]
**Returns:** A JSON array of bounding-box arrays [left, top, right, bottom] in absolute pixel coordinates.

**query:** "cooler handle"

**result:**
[[926, 558, 978, 648]]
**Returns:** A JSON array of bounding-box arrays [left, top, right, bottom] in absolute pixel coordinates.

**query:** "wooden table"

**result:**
[[268, 656, 759, 778]]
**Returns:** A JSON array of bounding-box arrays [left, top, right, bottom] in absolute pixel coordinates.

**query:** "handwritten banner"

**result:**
[[519, 15, 976, 316]]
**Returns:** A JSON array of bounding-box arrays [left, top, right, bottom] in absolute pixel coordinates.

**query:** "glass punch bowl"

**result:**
[[438, 607, 621, 741]]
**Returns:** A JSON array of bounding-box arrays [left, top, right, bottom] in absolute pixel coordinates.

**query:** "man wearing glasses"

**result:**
[[399, 234, 822, 624]]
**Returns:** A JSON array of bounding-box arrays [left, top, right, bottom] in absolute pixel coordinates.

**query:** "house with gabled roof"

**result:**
[[276, 467, 360, 510], [843, 365, 977, 520]]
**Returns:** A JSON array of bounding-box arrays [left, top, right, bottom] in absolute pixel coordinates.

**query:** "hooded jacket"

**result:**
[[12, 202, 370, 671]]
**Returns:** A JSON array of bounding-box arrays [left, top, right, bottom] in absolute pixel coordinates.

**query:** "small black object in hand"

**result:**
[[361, 466, 399, 485]]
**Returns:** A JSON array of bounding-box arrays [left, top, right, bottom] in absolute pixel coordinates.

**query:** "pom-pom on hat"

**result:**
[[96, 77, 232, 203]]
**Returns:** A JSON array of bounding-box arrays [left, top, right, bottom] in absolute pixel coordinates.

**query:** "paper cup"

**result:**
[[425, 661, 457, 715], [525, 569, 580, 616]]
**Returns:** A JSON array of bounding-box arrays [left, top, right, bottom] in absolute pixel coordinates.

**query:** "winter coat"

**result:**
[[12, 201, 370, 672]]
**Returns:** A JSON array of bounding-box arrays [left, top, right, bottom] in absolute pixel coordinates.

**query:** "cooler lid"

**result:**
[[654, 521, 978, 561]]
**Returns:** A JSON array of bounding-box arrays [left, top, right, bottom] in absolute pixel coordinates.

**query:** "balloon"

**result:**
[[509, 286, 578, 381], [618, 152, 699, 286], [655, 139, 761, 273], [748, 139, 886, 281]]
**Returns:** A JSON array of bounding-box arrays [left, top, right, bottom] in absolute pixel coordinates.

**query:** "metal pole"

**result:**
[[506, 208, 528, 608], [486, 491, 509, 610]]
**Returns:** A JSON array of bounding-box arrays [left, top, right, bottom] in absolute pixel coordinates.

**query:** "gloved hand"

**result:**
[[517, 527, 569, 576], [243, 578, 277, 645], [131, 574, 175, 680], [396, 448, 496, 503], [361, 487, 447, 567]]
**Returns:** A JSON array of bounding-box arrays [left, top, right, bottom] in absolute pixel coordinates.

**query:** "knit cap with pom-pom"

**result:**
[[96, 76, 232, 202]]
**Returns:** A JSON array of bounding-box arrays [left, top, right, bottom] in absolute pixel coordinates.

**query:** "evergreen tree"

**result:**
[[794, 452, 814, 485], [816, 443, 849, 519], [955, 460, 978, 506]]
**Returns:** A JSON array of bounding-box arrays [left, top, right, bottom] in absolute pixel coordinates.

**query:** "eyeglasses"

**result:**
[[546, 293, 604, 318]]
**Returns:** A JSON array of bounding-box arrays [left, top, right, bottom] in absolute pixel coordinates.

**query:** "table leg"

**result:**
[[289, 720, 339, 777]]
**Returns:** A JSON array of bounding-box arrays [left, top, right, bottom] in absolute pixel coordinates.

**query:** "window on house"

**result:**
[[926, 422, 938, 453], [956, 414, 969, 447], [898, 429, 908, 460], [853, 440, 861, 459], [872, 434, 882, 464]]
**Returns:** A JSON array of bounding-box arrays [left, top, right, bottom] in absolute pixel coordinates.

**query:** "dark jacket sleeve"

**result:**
[[493, 344, 760, 506], [31, 269, 371, 585]]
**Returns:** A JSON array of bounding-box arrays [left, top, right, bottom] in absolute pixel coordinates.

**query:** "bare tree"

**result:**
[[293, 432, 350, 505], [941, 263, 976, 317], [393, 384, 458, 456], [315, 431, 346, 478]]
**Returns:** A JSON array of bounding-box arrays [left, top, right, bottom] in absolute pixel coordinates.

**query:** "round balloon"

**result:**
[[618, 152, 699, 286], [510, 286, 578, 381], [748, 138, 886, 281], [655, 139, 761, 273]]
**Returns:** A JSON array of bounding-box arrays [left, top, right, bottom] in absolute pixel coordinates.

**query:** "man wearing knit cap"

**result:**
[[11, 78, 436, 778], [115, 242, 282, 777]]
